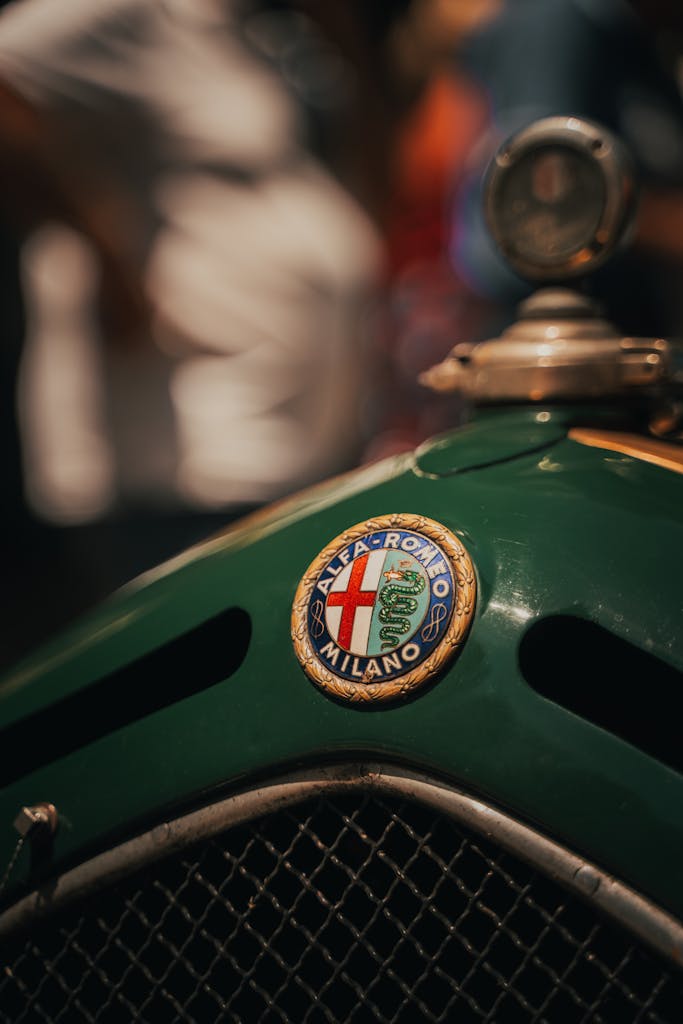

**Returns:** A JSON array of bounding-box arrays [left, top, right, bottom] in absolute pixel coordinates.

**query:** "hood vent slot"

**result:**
[[0, 607, 251, 786], [519, 615, 682, 775]]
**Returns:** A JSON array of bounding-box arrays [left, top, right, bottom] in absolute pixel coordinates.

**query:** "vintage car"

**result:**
[[0, 117, 681, 1022]]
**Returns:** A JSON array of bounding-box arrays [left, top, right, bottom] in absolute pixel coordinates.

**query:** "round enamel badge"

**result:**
[[291, 514, 476, 704]]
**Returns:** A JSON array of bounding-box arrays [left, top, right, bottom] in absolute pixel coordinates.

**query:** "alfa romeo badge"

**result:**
[[291, 513, 476, 704]]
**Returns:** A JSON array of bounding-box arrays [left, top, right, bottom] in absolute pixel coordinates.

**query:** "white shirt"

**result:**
[[0, 0, 381, 517]]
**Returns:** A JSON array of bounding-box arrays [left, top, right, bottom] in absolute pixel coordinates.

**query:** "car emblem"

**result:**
[[291, 513, 476, 704]]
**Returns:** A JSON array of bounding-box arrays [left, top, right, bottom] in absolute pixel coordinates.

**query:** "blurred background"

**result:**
[[0, 0, 682, 669]]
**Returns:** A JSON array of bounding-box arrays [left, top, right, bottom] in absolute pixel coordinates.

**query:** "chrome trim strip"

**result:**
[[1, 763, 682, 969]]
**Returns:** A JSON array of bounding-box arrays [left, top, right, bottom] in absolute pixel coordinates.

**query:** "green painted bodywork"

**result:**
[[0, 407, 681, 920]]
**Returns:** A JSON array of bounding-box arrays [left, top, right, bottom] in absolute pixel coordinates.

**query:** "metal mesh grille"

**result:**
[[1, 792, 681, 1023]]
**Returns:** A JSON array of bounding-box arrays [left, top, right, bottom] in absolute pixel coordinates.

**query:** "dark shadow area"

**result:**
[[0, 607, 251, 787], [519, 615, 683, 775]]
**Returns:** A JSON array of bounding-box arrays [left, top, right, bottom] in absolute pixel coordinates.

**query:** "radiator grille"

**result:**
[[1, 793, 681, 1022]]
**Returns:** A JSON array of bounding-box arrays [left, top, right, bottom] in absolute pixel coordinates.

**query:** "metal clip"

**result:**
[[13, 803, 58, 842]]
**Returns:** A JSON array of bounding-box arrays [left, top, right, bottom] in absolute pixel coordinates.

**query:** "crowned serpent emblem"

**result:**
[[292, 514, 476, 704], [378, 563, 426, 650]]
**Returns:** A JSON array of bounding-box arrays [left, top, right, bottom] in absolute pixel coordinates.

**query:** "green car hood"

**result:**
[[0, 408, 681, 922]]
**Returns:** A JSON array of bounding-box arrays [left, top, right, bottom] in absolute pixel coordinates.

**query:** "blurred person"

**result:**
[[0, 0, 386, 515], [0, 0, 428, 662]]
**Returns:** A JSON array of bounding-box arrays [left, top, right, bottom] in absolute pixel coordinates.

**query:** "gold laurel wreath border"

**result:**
[[291, 513, 477, 704]]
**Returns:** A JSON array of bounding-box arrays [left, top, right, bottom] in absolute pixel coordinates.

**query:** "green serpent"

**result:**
[[378, 569, 426, 650]]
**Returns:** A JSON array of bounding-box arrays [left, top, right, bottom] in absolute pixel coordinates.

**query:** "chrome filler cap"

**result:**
[[421, 288, 669, 402]]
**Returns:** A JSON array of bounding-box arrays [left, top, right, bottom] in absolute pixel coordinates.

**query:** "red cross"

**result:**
[[327, 553, 377, 650]]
